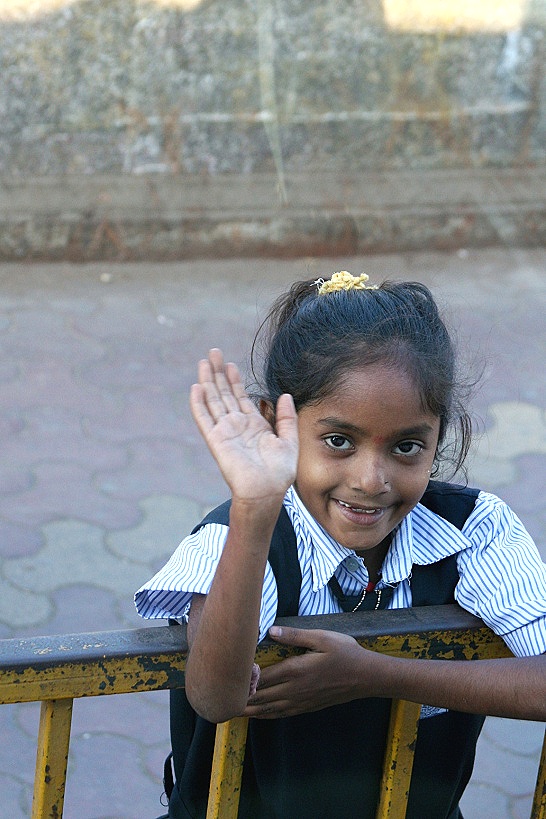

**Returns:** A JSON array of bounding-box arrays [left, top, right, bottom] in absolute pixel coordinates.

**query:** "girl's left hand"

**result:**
[[245, 627, 546, 723], [243, 626, 367, 718]]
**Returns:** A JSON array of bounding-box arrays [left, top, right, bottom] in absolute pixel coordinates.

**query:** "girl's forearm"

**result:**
[[185, 498, 283, 723], [360, 650, 546, 721]]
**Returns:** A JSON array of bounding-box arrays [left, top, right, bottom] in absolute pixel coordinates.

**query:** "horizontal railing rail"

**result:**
[[0, 605, 544, 818]]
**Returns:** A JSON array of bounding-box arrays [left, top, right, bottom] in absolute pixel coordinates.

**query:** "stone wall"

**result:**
[[1, 0, 545, 259]]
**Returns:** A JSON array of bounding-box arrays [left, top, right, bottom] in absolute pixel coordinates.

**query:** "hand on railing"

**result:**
[[246, 621, 546, 722], [245, 626, 366, 718]]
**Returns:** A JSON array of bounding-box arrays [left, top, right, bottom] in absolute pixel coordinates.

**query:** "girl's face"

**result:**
[[294, 363, 440, 565]]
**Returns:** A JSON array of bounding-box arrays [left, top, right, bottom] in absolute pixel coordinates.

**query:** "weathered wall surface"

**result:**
[[0, 0, 545, 259]]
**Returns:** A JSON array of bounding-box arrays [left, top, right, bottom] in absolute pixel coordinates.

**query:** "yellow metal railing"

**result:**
[[0, 604, 544, 819]]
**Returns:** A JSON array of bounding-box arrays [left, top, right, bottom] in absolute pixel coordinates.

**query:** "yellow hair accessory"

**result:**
[[314, 271, 377, 295]]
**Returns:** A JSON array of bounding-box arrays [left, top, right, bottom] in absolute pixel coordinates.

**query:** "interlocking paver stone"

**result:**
[[107, 495, 203, 564], [0, 463, 139, 528], [0, 521, 44, 558], [62, 733, 165, 819], [0, 774, 29, 819], [1, 405, 128, 470]]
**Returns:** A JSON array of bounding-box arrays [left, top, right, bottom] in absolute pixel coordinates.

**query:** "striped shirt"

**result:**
[[135, 486, 546, 658]]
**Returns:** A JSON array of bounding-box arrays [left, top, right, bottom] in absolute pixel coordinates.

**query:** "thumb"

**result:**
[[274, 394, 299, 444], [269, 625, 328, 651]]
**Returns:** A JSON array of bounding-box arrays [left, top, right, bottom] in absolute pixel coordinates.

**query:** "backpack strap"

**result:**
[[266, 505, 301, 617], [420, 480, 480, 529], [410, 480, 479, 605], [192, 500, 301, 617], [166, 501, 301, 803]]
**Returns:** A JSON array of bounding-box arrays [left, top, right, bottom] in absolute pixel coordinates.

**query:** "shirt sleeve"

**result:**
[[455, 492, 546, 657], [134, 523, 279, 642]]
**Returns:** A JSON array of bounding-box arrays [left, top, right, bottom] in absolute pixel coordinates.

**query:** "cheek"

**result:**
[[296, 453, 323, 489], [400, 472, 432, 508], [296, 444, 335, 491]]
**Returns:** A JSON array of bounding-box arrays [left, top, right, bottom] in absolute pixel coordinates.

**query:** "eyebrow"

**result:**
[[316, 417, 437, 438]]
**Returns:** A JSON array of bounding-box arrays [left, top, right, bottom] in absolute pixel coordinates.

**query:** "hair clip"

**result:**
[[313, 271, 377, 295]]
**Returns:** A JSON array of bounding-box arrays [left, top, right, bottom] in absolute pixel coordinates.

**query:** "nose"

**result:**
[[350, 450, 390, 497]]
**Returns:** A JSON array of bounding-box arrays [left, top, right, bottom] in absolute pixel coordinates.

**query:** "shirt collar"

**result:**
[[284, 487, 356, 592], [285, 488, 474, 589], [383, 501, 474, 583]]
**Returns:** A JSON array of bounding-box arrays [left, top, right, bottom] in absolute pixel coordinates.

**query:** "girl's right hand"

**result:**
[[190, 349, 299, 504]]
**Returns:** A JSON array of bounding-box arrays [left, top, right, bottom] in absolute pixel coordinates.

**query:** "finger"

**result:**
[[209, 350, 256, 417], [251, 658, 299, 691], [243, 699, 291, 719], [198, 351, 240, 420], [193, 360, 228, 425], [268, 625, 330, 651], [189, 382, 216, 436], [190, 358, 237, 433], [225, 362, 259, 414]]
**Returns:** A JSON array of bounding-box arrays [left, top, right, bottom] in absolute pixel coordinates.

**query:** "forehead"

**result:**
[[302, 363, 439, 432]]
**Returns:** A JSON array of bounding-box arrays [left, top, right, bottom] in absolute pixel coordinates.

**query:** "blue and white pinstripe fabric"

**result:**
[[135, 486, 546, 658]]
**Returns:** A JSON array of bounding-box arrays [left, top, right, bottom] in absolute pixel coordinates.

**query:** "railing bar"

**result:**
[[375, 698, 421, 819], [31, 698, 73, 819], [0, 606, 506, 669], [0, 612, 539, 818], [531, 727, 546, 819], [206, 716, 249, 819]]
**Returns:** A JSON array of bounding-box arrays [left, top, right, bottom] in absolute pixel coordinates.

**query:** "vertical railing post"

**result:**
[[376, 698, 422, 819], [206, 716, 249, 819], [32, 698, 74, 819]]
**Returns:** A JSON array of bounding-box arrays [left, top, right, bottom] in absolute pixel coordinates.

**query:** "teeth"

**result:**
[[338, 500, 378, 514]]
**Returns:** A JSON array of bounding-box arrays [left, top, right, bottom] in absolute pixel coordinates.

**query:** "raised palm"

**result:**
[[190, 349, 299, 503]]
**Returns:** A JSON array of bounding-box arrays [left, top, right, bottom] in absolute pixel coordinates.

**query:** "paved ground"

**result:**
[[0, 249, 544, 818]]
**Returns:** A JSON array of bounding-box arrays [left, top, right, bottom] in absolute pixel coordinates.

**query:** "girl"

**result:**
[[136, 272, 546, 819]]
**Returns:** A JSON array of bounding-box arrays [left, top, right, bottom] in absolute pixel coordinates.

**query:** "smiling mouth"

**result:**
[[336, 499, 384, 515]]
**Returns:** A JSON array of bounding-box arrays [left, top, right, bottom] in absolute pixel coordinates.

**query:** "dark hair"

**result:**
[[251, 278, 473, 478]]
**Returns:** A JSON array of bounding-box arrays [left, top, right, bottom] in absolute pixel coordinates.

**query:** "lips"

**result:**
[[336, 499, 383, 515], [334, 499, 388, 530]]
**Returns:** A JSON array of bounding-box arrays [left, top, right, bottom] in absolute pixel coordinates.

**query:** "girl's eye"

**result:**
[[393, 441, 423, 456], [324, 435, 353, 451]]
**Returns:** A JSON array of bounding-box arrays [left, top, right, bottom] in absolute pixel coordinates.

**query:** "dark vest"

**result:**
[[166, 481, 483, 819]]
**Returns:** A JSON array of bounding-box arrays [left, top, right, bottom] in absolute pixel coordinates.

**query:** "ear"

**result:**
[[259, 399, 276, 428]]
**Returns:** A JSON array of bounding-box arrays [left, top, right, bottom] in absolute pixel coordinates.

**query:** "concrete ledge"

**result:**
[[1, 167, 544, 260]]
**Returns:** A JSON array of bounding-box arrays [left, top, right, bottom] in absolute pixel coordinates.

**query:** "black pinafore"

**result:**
[[166, 481, 483, 819]]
